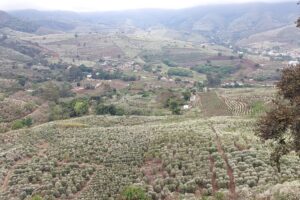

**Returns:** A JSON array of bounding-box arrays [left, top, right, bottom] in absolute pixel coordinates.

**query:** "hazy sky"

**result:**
[[0, 0, 295, 12]]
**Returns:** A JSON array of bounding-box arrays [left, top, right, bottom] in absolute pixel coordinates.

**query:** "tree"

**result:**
[[207, 73, 221, 87], [17, 75, 27, 87], [59, 82, 74, 98], [49, 104, 65, 121], [256, 64, 300, 172], [168, 99, 181, 115], [42, 82, 60, 102], [74, 100, 89, 116], [182, 90, 191, 101]]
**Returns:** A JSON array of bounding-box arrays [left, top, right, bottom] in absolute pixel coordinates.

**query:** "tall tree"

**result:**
[[256, 65, 300, 172]]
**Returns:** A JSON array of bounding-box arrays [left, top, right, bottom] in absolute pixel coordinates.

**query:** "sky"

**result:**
[[0, 0, 295, 12]]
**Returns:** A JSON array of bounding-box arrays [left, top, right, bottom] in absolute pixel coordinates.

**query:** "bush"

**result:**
[[215, 192, 225, 200], [163, 59, 177, 67], [96, 104, 125, 116], [74, 100, 89, 116], [121, 186, 149, 200], [182, 90, 191, 101], [31, 195, 43, 200], [12, 118, 33, 130], [168, 99, 181, 115], [12, 120, 25, 130]]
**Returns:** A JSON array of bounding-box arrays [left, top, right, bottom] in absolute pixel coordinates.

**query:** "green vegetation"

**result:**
[[31, 195, 43, 200], [256, 64, 300, 172], [167, 98, 181, 115], [49, 98, 90, 121], [93, 69, 138, 81], [191, 65, 238, 77], [167, 68, 193, 77], [96, 104, 125, 116], [1, 115, 299, 200], [74, 100, 89, 116], [12, 117, 33, 130], [182, 90, 192, 101], [121, 186, 149, 200], [250, 101, 266, 116], [0, 5, 299, 200], [163, 59, 177, 67]]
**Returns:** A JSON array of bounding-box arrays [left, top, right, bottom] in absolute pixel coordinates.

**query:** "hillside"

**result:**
[[237, 25, 300, 48], [0, 1, 299, 200], [9, 2, 299, 42], [0, 115, 299, 200], [0, 10, 39, 33]]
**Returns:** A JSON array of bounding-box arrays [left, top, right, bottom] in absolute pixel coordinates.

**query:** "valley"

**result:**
[[0, 1, 299, 200]]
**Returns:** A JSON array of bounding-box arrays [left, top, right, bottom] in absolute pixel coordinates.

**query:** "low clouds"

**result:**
[[0, 0, 295, 12]]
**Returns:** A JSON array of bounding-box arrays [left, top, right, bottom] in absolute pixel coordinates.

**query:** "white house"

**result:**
[[288, 61, 299, 67], [87, 74, 92, 79], [183, 105, 190, 110]]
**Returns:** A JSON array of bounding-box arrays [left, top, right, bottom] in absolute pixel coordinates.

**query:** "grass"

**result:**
[[56, 122, 88, 129], [250, 101, 266, 117]]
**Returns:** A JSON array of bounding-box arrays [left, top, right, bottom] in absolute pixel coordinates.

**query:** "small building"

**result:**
[[183, 105, 190, 110], [288, 61, 299, 67], [87, 74, 92, 79]]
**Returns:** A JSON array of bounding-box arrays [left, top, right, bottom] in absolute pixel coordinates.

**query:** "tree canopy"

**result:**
[[256, 65, 300, 172]]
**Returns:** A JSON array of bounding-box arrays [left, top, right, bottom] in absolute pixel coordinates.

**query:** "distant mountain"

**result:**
[[7, 2, 300, 42], [0, 10, 39, 33]]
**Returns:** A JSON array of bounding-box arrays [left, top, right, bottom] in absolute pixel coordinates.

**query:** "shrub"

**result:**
[[12, 120, 25, 130], [12, 118, 33, 130], [96, 104, 125, 116], [215, 192, 225, 200], [168, 99, 181, 115], [31, 195, 43, 200], [163, 59, 177, 67], [121, 186, 149, 200], [182, 90, 191, 101]]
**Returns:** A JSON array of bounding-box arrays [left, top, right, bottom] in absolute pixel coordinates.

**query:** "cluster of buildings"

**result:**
[[221, 81, 244, 88]]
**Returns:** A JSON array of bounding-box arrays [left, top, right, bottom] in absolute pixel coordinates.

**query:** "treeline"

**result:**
[[191, 65, 239, 77], [167, 68, 193, 77], [66, 64, 139, 82]]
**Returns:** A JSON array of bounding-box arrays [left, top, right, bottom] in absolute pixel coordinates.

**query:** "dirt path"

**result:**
[[209, 154, 218, 194], [210, 125, 237, 200], [1, 142, 50, 192], [68, 164, 103, 200], [0, 157, 31, 192], [141, 159, 165, 185]]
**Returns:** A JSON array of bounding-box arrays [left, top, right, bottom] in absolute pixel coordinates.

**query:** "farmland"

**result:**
[[0, 115, 299, 200], [0, 3, 300, 199]]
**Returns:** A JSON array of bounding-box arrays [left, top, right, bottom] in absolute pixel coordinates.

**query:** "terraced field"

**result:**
[[198, 91, 231, 117], [217, 88, 275, 116], [0, 115, 299, 200]]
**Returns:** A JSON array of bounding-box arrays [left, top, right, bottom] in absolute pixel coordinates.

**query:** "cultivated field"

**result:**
[[0, 115, 299, 200]]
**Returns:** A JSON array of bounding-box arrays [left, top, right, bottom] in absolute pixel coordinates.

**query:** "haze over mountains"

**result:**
[[2, 2, 299, 43], [1, 1, 300, 200]]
